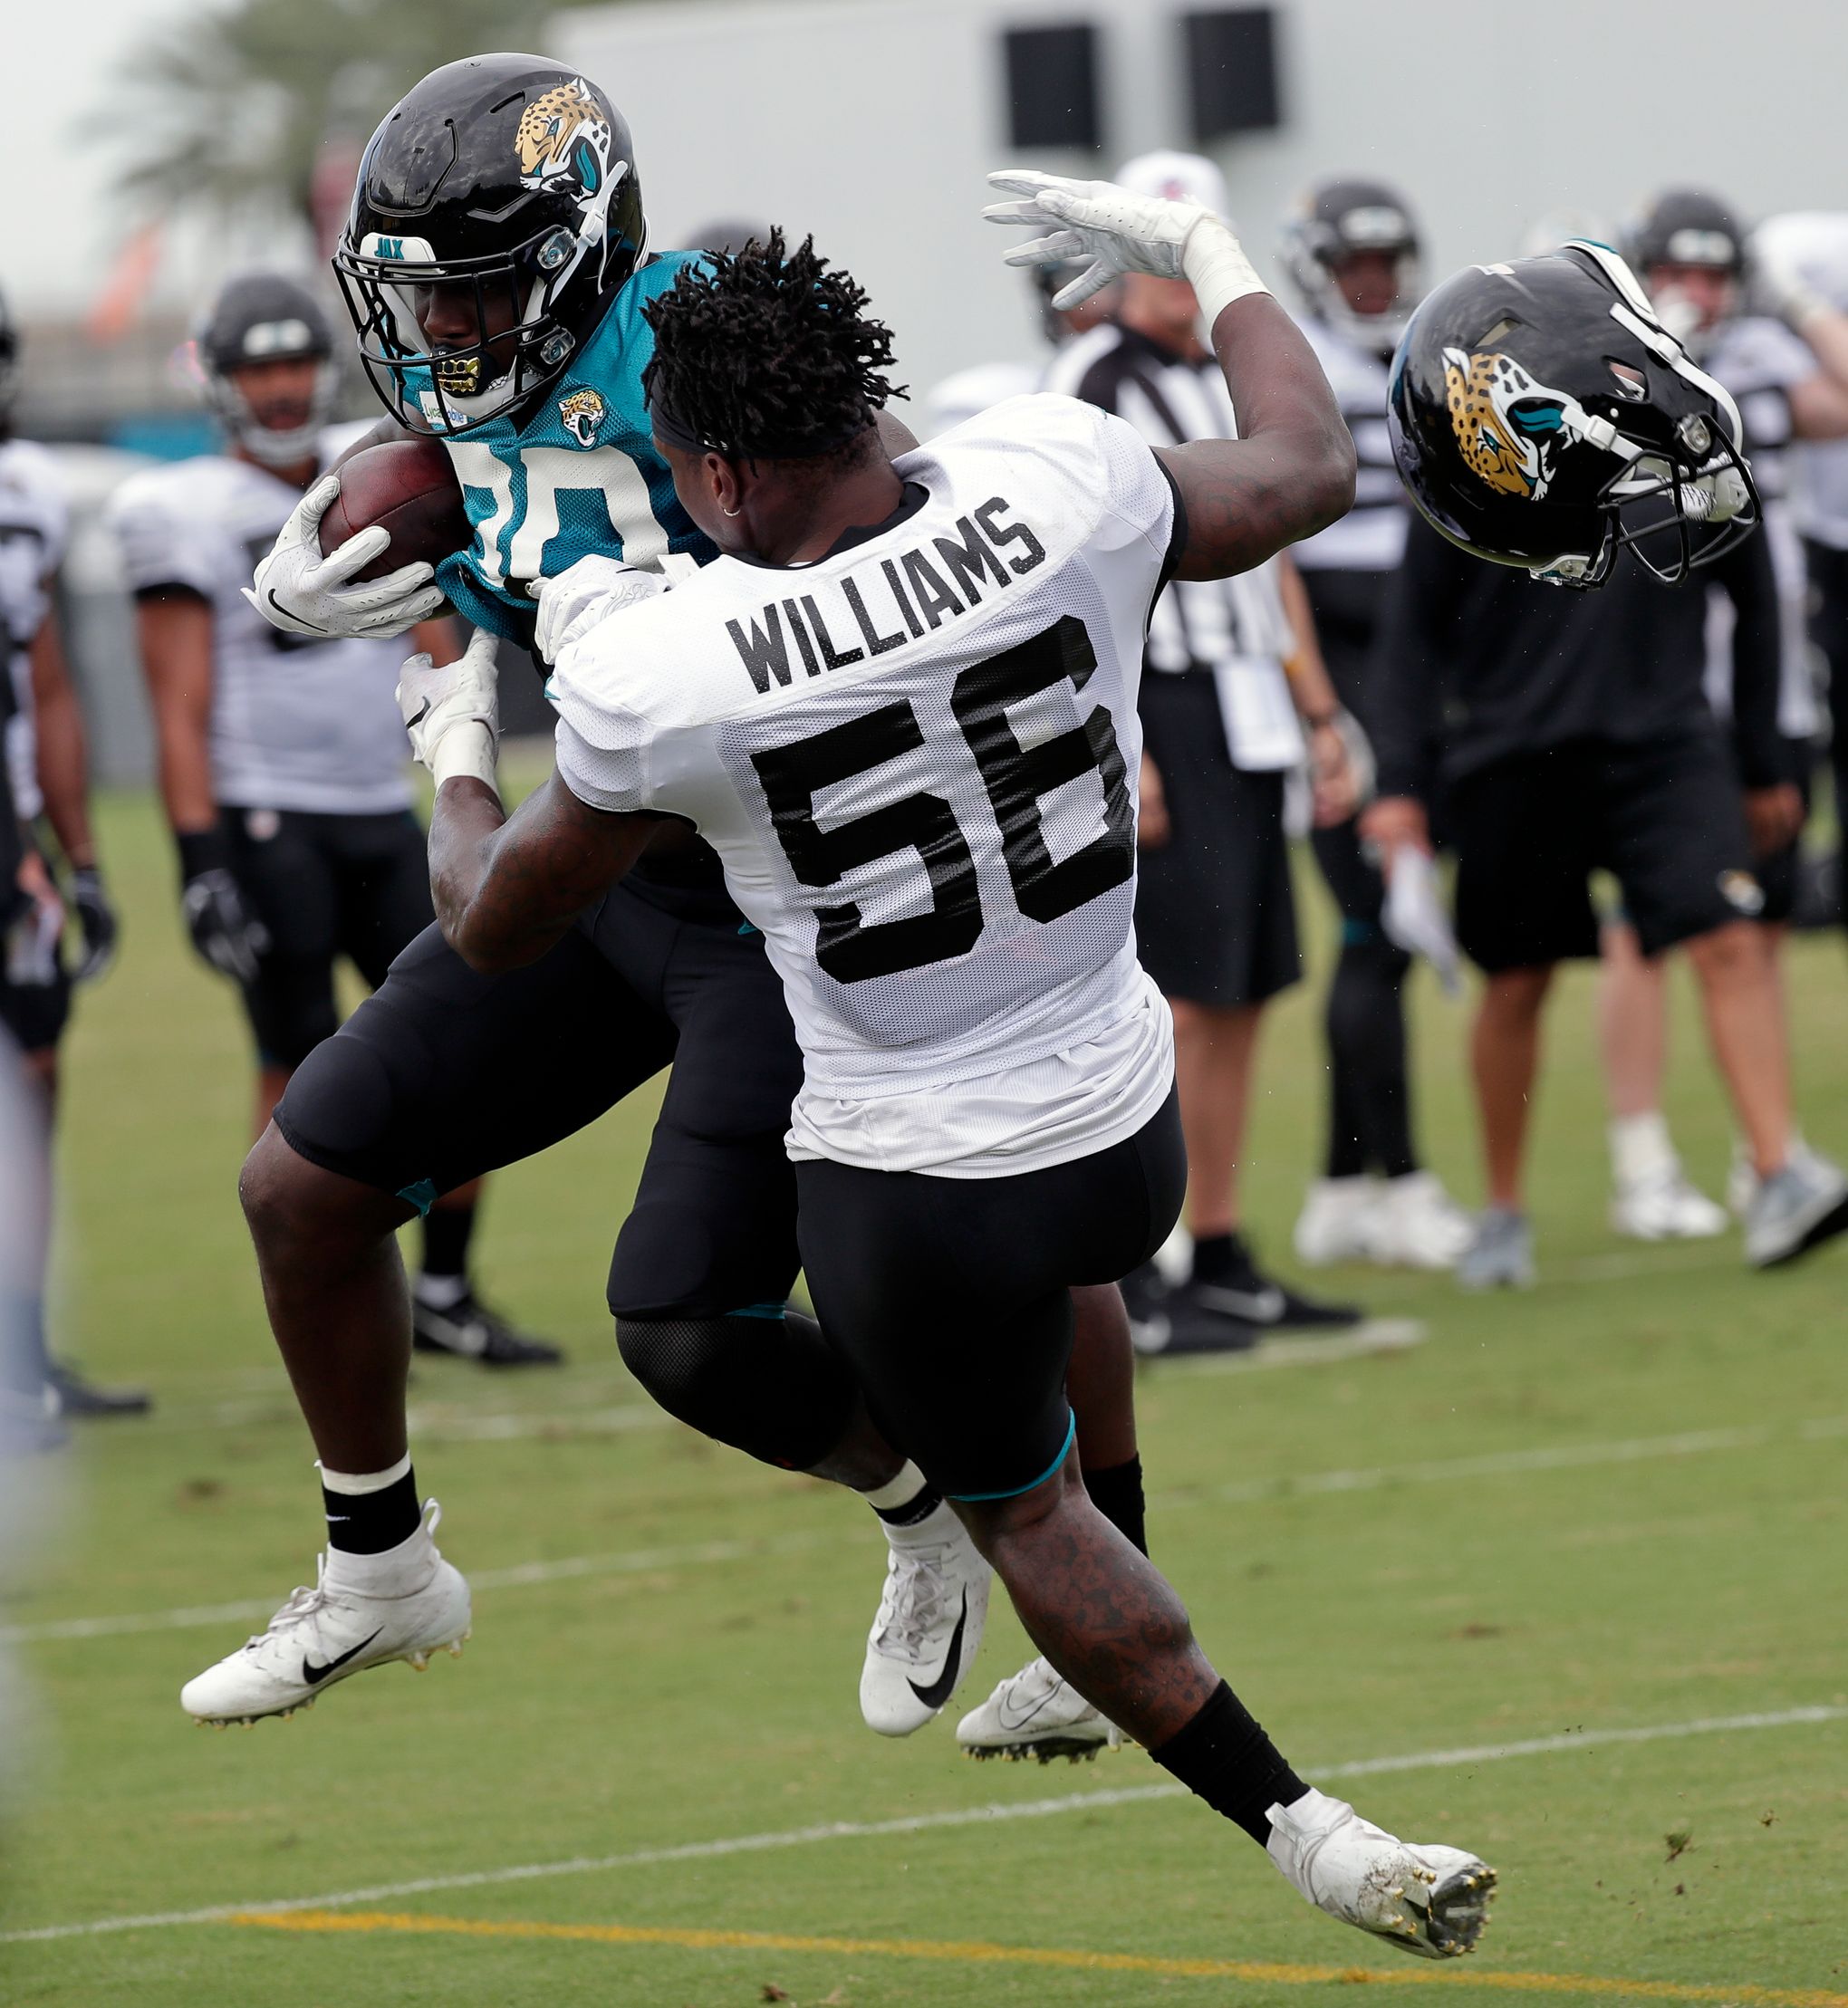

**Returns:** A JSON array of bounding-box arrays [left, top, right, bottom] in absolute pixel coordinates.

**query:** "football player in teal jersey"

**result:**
[[215, 54, 1152, 1747]]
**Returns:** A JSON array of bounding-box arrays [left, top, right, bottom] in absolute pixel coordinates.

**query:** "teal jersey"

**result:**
[[436, 252, 717, 640]]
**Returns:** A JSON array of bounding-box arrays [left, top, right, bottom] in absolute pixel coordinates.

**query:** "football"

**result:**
[[317, 437, 471, 581]]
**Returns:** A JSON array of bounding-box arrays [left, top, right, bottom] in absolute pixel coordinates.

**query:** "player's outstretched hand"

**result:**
[[398, 628, 500, 791], [531, 555, 670, 665], [982, 170, 1229, 308], [244, 475, 447, 643]]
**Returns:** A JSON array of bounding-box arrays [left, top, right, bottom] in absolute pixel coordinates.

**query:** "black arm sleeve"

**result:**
[[1369, 522, 1456, 802], [1716, 524, 1793, 787]]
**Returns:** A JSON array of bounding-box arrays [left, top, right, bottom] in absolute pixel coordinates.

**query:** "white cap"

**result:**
[[1114, 149, 1229, 219]]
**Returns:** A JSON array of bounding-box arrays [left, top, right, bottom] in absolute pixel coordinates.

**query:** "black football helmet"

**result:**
[[332, 53, 647, 437], [194, 272, 339, 468], [1388, 239, 1759, 588], [1622, 188, 1745, 353], [1281, 176, 1422, 355]]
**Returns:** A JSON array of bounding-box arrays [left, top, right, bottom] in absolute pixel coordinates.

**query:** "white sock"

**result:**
[[1610, 1111, 1677, 1187], [860, 1460, 934, 1515], [413, 1273, 470, 1311], [317, 1452, 412, 1494]]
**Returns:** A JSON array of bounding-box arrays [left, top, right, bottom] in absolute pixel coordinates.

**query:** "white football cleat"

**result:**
[[956, 1654, 1121, 1763], [1368, 1172, 1473, 1270], [180, 1501, 471, 1726], [1266, 1788, 1496, 1959], [860, 1498, 991, 1736], [1610, 1167, 1728, 1241], [1293, 1177, 1381, 1266]]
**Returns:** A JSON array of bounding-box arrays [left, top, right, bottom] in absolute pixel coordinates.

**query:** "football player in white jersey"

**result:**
[[0, 283, 140, 1426], [109, 274, 558, 1367], [1593, 193, 1848, 1235], [400, 202, 1495, 1958]]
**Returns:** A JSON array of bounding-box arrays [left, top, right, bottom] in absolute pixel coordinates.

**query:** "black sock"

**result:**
[[322, 1466, 421, 1555], [1150, 1680, 1308, 1847], [871, 1479, 943, 1529], [1084, 1455, 1148, 1556], [1190, 1233, 1249, 1286], [419, 1205, 475, 1284]]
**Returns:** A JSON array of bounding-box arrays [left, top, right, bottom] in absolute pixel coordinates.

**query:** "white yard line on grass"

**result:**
[[3, 1704, 1842, 1946], [9, 1413, 1843, 1646]]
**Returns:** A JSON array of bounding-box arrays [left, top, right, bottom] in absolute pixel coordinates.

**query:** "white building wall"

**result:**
[[557, 0, 1848, 399]]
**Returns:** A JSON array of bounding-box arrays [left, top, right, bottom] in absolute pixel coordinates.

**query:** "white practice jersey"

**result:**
[[1288, 317, 1408, 575], [553, 394, 1177, 1178], [0, 438, 72, 823], [1700, 316, 1819, 739], [106, 433, 412, 815], [1755, 213, 1848, 550]]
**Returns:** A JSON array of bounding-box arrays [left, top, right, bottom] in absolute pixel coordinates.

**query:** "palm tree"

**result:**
[[111, 0, 604, 235]]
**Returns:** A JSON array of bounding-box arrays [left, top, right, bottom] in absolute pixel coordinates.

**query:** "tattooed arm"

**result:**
[[1156, 293, 1356, 581], [429, 771, 659, 974]]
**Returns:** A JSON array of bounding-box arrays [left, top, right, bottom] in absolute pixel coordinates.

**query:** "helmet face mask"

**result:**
[[1282, 177, 1423, 357], [1389, 240, 1759, 589], [1623, 187, 1747, 359], [332, 56, 646, 438]]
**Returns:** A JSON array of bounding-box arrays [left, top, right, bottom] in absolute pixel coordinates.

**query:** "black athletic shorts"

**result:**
[[274, 879, 804, 1321], [221, 807, 435, 1070], [0, 944, 70, 1055], [797, 1090, 1186, 1502], [1450, 728, 1761, 972], [1136, 669, 1300, 1008]]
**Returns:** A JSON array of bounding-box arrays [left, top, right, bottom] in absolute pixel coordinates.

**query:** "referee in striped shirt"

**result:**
[[1044, 149, 1365, 1355]]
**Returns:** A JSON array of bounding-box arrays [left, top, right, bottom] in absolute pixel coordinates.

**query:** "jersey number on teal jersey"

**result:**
[[447, 439, 674, 591]]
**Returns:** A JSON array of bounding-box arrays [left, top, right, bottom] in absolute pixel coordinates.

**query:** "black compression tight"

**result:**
[[1323, 929, 1418, 1181]]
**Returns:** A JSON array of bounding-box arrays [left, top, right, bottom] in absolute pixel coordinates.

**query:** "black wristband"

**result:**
[[176, 824, 232, 885]]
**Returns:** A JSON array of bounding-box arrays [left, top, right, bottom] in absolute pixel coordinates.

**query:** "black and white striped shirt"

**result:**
[[1043, 322, 1298, 769]]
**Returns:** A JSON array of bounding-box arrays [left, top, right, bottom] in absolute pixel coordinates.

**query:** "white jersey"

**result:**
[[1288, 317, 1408, 575], [552, 394, 1177, 1179], [106, 434, 413, 815], [0, 438, 72, 823], [1755, 213, 1848, 549], [1700, 316, 1819, 739]]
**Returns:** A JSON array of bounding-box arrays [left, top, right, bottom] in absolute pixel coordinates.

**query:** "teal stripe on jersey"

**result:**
[[436, 251, 720, 641]]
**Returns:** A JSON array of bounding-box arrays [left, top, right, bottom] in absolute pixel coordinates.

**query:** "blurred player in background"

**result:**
[[0, 285, 140, 1426], [1045, 150, 1364, 1354], [1593, 190, 1848, 1237], [1278, 177, 1470, 1273], [925, 252, 1121, 437], [109, 272, 559, 1368], [1757, 209, 1848, 941], [1368, 240, 1848, 1281]]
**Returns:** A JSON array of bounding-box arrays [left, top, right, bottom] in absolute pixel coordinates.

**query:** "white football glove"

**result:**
[[983, 169, 1267, 323], [398, 626, 500, 791], [244, 474, 448, 642], [530, 554, 670, 665]]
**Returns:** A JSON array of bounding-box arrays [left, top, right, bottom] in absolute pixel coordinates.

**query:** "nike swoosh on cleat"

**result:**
[[905, 1592, 968, 1712], [1190, 1283, 1285, 1323], [302, 1628, 383, 1686]]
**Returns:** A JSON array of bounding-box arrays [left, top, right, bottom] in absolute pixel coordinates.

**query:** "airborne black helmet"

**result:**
[[333, 53, 647, 437]]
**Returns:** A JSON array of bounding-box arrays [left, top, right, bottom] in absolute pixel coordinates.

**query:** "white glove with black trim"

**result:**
[[983, 169, 1267, 322], [398, 627, 500, 791], [244, 475, 447, 642], [531, 554, 671, 666]]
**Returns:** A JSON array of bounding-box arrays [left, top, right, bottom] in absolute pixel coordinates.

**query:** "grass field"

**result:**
[[4, 783, 1847, 2007]]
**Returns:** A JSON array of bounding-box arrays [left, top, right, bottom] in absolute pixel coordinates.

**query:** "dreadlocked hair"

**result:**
[[642, 228, 906, 462]]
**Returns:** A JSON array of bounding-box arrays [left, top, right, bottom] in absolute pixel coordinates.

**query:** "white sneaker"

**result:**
[[1267, 1787, 1496, 1959], [1368, 1172, 1473, 1270], [860, 1498, 991, 1736], [956, 1655, 1121, 1763], [1745, 1148, 1848, 1268], [1610, 1167, 1728, 1241], [180, 1501, 471, 1725], [1293, 1177, 1381, 1266], [1731, 1134, 1823, 1221]]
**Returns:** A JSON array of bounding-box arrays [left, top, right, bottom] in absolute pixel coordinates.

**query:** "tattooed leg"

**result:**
[[957, 1455, 1305, 1840]]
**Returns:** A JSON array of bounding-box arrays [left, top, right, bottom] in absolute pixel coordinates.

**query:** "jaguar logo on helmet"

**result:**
[[1442, 348, 1573, 501], [558, 387, 607, 447], [517, 80, 615, 205]]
